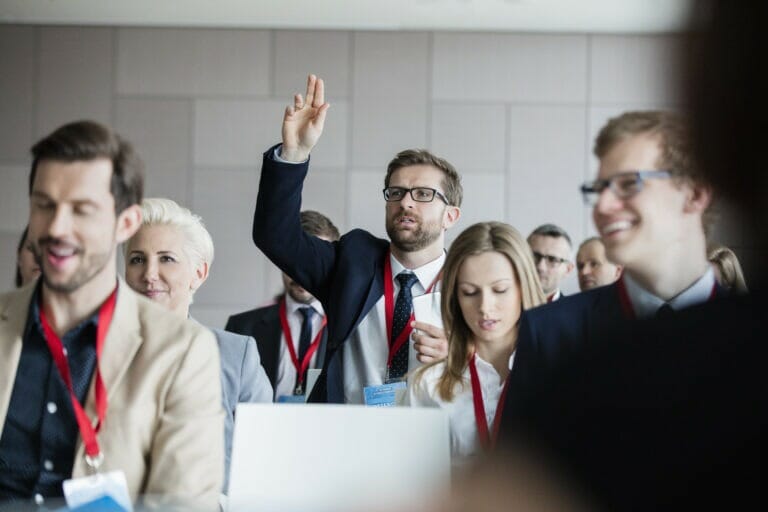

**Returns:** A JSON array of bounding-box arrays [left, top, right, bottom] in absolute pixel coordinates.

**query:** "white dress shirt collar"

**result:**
[[284, 293, 324, 317], [622, 267, 716, 318], [389, 251, 446, 291]]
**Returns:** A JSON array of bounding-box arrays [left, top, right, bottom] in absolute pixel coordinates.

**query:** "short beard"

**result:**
[[33, 241, 114, 294], [386, 219, 443, 253]]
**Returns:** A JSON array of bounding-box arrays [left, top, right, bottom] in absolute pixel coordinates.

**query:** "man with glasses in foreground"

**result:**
[[527, 224, 575, 302], [252, 75, 462, 403], [502, 110, 717, 415]]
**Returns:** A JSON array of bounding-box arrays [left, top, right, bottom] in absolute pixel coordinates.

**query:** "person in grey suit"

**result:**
[[123, 197, 272, 492]]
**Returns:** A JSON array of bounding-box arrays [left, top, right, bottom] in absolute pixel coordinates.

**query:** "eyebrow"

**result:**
[[30, 191, 101, 208], [458, 278, 515, 286]]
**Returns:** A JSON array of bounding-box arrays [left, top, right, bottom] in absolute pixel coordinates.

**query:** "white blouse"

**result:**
[[406, 354, 506, 464]]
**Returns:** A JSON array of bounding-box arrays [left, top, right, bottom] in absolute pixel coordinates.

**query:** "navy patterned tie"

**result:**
[[297, 307, 315, 392], [389, 272, 419, 380]]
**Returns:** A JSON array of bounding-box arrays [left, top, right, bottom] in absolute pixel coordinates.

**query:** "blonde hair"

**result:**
[[413, 222, 545, 402], [708, 245, 748, 294], [126, 197, 214, 268]]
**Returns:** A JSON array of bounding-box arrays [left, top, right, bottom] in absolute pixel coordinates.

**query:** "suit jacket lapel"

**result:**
[[83, 280, 143, 418], [0, 285, 36, 436]]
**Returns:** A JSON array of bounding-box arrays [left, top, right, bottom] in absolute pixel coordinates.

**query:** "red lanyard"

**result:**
[[39, 287, 117, 465], [468, 352, 509, 451], [383, 252, 440, 368], [617, 275, 718, 320], [278, 299, 326, 390]]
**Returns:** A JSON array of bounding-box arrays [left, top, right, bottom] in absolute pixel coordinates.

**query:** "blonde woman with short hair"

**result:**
[[407, 222, 545, 462]]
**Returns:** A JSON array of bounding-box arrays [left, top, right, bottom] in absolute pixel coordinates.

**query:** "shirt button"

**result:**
[[44, 459, 54, 471], [34, 494, 44, 505], [47, 402, 57, 414]]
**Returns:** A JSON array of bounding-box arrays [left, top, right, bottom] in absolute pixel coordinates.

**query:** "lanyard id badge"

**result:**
[[278, 299, 327, 395], [63, 470, 132, 511]]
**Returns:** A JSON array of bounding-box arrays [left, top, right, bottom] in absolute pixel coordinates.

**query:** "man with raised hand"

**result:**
[[252, 75, 462, 404]]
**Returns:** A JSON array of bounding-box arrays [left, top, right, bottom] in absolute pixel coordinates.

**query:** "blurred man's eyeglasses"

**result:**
[[532, 251, 569, 267], [382, 187, 449, 204], [580, 170, 672, 206]]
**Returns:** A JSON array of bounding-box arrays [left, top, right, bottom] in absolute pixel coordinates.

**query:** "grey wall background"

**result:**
[[0, 25, 752, 328]]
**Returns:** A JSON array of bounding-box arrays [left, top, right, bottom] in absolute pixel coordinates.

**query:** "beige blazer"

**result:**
[[0, 279, 224, 510]]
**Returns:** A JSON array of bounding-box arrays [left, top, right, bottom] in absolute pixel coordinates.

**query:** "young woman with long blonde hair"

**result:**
[[407, 221, 545, 462]]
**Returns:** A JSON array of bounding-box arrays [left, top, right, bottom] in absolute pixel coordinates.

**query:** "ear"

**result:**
[[683, 182, 713, 214], [614, 265, 623, 279], [190, 261, 210, 292], [115, 204, 143, 244], [564, 261, 575, 275], [442, 205, 461, 230]]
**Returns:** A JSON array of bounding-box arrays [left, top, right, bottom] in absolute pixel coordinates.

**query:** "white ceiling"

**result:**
[[0, 0, 693, 33]]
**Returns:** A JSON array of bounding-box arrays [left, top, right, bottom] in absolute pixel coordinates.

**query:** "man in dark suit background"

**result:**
[[251, 75, 462, 403], [527, 223, 574, 302], [226, 210, 339, 401], [504, 110, 718, 420]]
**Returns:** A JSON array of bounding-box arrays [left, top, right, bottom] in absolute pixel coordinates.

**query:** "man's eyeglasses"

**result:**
[[383, 187, 449, 204], [580, 170, 672, 206], [532, 251, 569, 267]]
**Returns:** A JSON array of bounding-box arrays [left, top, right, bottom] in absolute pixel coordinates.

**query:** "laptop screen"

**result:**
[[227, 403, 450, 512]]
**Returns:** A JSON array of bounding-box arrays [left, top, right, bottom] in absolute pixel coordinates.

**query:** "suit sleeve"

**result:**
[[252, 145, 339, 303], [143, 326, 224, 510], [238, 336, 274, 403], [501, 312, 540, 430]]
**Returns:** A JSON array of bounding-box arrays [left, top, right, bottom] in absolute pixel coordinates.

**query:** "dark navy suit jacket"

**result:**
[[504, 283, 625, 415], [225, 302, 328, 391], [252, 146, 389, 402], [499, 290, 766, 511]]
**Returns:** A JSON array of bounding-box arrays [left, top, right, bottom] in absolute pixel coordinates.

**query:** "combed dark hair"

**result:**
[[384, 149, 462, 207], [528, 223, 572, 248], [300, 210, 340, 241], [29, 120, 144, 213]]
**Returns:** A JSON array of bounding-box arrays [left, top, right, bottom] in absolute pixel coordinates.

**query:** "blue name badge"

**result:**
[[363, 381, 406, 407], [277, 394, 305, 403]]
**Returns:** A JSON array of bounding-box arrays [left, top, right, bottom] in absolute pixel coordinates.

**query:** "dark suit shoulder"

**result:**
[[225, 303, 280, 331], [524, 283, 619, 324]]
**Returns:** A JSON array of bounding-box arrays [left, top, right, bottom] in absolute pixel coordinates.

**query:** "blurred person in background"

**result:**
[[527, 224, 574, 302], [15, 226, 40, 288], [227, 210, 339, 401], [575, 237, 621, 291], [708, 244, 748, 293]]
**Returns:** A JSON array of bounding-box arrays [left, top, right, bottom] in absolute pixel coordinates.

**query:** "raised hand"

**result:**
[[281, 74, 330, 162]]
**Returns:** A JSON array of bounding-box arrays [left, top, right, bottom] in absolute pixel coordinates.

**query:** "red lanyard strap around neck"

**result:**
[[278, 299, 326, 389], [469, 352, 509, 451], [39, 288, 118, 468], [383, 252, 441, 368]]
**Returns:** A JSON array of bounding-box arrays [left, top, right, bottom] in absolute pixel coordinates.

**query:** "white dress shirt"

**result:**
[[406, 354, 505, 464], [623, 267, 716, 318], [274, 294, 326, 399], [342, 252, 445, 404]]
